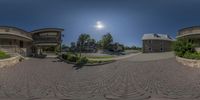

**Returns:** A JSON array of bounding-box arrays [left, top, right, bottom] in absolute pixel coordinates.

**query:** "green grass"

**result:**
[[88, 59, 114, 64], [0, 51, 10, 59], [87, 55, 114, 59]]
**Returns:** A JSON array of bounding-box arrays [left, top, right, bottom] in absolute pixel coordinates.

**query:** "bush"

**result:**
[[62, 53, 68, 59], [68, 55, 78, 62], [76, 56, 88, 66], [0, 51, 10, 59], [173, 39, 195, 57], [62, 53, 79, 62], [183, 52, 200, 60]]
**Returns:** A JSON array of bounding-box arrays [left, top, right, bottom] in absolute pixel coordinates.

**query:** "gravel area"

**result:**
[[0, 53, 200, 100]]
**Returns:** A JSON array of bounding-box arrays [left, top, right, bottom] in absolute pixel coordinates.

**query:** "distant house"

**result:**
[[142, 33, 174, 53], [0, 26, 63, 57]]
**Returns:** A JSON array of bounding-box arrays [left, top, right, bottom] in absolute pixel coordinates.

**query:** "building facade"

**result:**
[[142, 34, 174, 53], [0, 26, 63, 57], [177, 26, 200, 51]]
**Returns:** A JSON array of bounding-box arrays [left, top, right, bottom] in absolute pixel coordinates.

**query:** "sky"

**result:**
[[0, 0, 200, 47]]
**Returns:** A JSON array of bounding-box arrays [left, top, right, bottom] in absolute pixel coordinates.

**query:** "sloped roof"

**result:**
[[142, 33, 174, 41]]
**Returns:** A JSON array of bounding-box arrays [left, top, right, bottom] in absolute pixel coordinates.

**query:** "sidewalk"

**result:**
[[88, 52, 142, 61]]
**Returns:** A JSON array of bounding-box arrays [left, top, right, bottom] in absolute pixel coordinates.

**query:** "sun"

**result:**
[[95, 21, 104, 30]]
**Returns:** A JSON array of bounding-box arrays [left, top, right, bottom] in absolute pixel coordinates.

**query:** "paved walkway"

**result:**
[[0, 53, 200, 100], [123, 52, 175, 62]]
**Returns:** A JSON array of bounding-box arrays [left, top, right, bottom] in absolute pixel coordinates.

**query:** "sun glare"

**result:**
[[95, 21, 104, 30]]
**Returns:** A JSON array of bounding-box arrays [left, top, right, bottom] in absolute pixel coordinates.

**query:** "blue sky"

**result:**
[[0, 0, 200, 47]]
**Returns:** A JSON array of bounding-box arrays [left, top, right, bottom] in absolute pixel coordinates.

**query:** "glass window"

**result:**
[[20, 41, 23, 48]]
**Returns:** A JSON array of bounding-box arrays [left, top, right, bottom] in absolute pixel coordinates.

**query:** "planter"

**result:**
[[176, 56, 200, 68], [0, 55, 21, 68]]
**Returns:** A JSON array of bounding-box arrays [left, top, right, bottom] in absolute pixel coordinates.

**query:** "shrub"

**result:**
[[62, 53, 79, 62], [183, 52, 200, 60], [67, 54, 78, 62], [76, 56, 88, 66], [62, 53, 68, 59], [173, 39, 195, 57], [0, 51, 10, 59]]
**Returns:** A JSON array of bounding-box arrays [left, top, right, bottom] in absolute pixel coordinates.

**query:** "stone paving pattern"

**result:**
[[0, 52, 200, 100]]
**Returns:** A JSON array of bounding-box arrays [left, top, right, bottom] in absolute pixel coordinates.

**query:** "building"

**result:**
[[177, 26, 200, 51], [0, 26, 63, 57], [177, 26, 200, 44], [142, 33, 174, 53]]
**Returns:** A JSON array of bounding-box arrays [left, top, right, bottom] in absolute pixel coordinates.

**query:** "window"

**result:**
[[20, 41, 23, 48], [149, 47, 152, 51], [160, 48, 163, 52]]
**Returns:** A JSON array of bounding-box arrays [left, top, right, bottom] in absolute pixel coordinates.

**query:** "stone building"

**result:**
[[0, 26, 63, 57], [142, 33, 174, 53]]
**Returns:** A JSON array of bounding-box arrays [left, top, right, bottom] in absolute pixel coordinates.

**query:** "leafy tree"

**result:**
[[100, 33, 113, 50], [87, 38, 97, 52], [61, 44, 69, 52], [77, 33, 91, 55], [70, 42, 76, 52]]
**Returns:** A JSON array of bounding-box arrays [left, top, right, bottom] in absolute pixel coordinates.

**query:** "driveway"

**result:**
[[0, 53, 200, 100]]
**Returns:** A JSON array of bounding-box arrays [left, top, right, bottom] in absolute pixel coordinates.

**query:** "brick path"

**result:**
[[0, 53, 200, 100]]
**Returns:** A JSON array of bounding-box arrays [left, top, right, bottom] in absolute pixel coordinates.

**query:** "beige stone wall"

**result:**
[[143, 40, 172, 53], [0, 56, 21, 68], [176, 56, 200, 68]]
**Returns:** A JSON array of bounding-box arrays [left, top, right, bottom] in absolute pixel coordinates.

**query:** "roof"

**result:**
[[178, 26, 200, 33], [0, 26, 28, 33], [0, 26, 32, 41], [31, 28, 64, 34], [142, 33, 174, 41]]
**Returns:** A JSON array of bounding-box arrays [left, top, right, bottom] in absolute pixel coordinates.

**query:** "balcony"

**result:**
[[33, 37, 60, 44]]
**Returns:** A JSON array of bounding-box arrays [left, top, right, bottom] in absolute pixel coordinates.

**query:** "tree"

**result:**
[[100, 33, 113, 50], [77, 33, 91, 55], [70, 42, 76, 52], [61, 44, 69, 52], [87, 38, 97, 52]]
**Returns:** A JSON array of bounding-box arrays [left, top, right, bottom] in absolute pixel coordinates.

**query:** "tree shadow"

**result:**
[[73, 64, 84, 70]]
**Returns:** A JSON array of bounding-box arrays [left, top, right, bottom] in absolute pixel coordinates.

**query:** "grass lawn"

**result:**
[[86, 55, 114, 59], [88, 59, 114, 64]]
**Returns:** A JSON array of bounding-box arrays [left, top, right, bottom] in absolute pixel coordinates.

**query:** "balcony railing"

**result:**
[[33, 37, 60, 43]]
